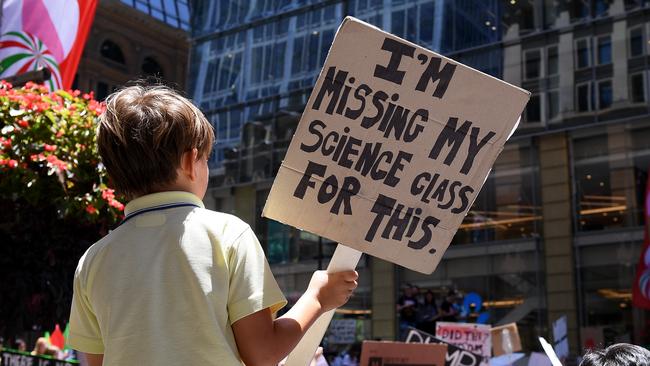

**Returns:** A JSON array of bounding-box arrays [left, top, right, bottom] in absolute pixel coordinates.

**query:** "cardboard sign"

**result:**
[[491, 323, 522, 357], [360, 341, 447, 366], [262, 17, 529, 274], [328, 319, 357, 344], [405, 327, 482, 366], [1, 350, 78, 366], [436, 322, 492, 366]]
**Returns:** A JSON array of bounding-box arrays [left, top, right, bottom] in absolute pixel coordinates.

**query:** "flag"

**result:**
[[0, 0, 98, 90], [50, 324, 65, 350], [63, 323, 70, 350], [633, 172, 650, 308]]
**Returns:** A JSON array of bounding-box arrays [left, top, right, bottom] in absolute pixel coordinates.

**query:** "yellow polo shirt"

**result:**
[[68, 191, 287, 365]]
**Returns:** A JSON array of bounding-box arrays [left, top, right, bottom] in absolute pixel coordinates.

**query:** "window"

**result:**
[[547, 90, 559, 120], [575, 38, 591, 69], [524, 49, 542, 80], [596, 36, 611, 65], [597, 80, 612, 109], [96, 81, 109, 101], [577, 83, 592, 112], [142, 57, 164, 77], [630, 73, 646, 103], [547, 46, 558, 76], [526, 94, 541, 122], [100, 40, 125, 64], [629, 26, 645, 58], [573, 124, 650, 232]]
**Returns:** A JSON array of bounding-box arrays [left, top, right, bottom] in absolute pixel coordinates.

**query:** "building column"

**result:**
[[539, 133, 579, 354], [371, 258, 396, 340]]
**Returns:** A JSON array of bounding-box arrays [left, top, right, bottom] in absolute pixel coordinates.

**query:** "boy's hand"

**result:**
[[307, 270, 358, 312]]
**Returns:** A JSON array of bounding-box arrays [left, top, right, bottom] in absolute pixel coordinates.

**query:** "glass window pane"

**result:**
[[419, 2, 434, 45], [547, 90, 559, 119], [391, 10, 405, 38], [526, 94, 541, 122], [598, 81, 612, 109], [525, 49, 541, 79], [577, 84, 590, 112], [630, 27, 644, 57], [631, 73, 646, 103], [597, 36, 611, 64], [547, 46, 558, 76], [577, 39, 590, 69]]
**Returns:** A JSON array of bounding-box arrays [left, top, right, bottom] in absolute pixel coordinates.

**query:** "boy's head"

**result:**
[[581, 344, 650, 366], [98, 84, 214, 200]]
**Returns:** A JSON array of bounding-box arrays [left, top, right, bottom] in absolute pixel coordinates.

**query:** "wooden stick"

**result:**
[[285, 244, 363, 366]]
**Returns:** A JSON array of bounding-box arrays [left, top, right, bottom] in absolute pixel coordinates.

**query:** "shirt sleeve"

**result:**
[[68, 263, 105, 354], [227, 227, 287, 324]]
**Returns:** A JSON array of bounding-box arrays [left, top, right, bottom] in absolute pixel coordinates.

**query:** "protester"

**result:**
[[416, 290, 438, 334], [580, 344, 650, 366], [13, 338, 26, 352], [397, 285, 419, 339], [438, 290, 459, 322], [67, 84, 358, 366], [31, 337, 48, 356]]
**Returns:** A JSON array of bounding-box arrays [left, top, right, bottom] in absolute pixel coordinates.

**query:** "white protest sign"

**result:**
[[436, 322, 492, 366], [263, 17, 529, 274], [552, 316, 569, 360]]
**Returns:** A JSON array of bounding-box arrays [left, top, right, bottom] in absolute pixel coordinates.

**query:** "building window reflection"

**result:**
[[575, 38, 591, 70], [596, 35, 611, 65], [597, 80, 613, 110], [629, 26, 646, 58], [453, 140, 540, 244], [630, 72, 647, 103], [573, 124, 650, 232]]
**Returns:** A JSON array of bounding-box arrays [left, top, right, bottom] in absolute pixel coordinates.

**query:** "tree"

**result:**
[[0, 81, 124, 340]]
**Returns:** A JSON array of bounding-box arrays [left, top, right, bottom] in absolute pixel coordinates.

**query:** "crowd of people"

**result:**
[[397, 284, 462, 338], [0, 336, 77, 360]]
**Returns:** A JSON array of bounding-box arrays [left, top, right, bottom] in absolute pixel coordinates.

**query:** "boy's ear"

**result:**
[[180, 148, 199, 181]]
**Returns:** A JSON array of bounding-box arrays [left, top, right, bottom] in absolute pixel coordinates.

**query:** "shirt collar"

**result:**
[[124, 191, 205, 217]]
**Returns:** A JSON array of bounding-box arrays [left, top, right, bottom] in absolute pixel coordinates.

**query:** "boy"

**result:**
[[68, 85, 358, 366]]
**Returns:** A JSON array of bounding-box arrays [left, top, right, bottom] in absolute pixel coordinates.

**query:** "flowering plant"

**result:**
[[0, 81, 124, 224]]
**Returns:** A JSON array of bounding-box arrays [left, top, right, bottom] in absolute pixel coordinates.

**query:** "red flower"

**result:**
[[7, 159, 18, 168], [18, 119, 29, 128], [109, 199, 125, 211], [1, 138, 12, 148], [43, 144, 57, 152], [85, 204, 97, 214], [0, 80, 13, 89]]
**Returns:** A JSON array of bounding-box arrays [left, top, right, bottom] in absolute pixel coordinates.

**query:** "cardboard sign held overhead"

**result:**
[[491, 323, 522, 357], [436, 322, 492, 366], [360, 341, 447, 366], [263, 17, 529, 274], [405, 327, 483, 366]]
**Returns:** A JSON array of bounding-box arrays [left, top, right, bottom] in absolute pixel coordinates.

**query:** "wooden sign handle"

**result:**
[[284, 244, 363, 366]]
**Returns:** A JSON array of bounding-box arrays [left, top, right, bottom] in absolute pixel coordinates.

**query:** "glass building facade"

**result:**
[[190, 0, 650, 353], [121, 0, 190, 30]]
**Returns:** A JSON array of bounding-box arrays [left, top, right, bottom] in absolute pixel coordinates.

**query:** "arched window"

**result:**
[[142, 57, 164, 77], [100, 40, 125, 64]]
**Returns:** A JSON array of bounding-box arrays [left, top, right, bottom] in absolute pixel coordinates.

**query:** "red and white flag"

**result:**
[[0, 0, 98, 90], [633, 173, 650, 308]]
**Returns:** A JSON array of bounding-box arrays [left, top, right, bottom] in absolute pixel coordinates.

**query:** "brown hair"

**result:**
[[97, 84, 214, 199]]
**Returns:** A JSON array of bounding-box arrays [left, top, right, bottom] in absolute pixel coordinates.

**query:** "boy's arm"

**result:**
[[232, 270, 358, 366], [77, 352, 103, 366]]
